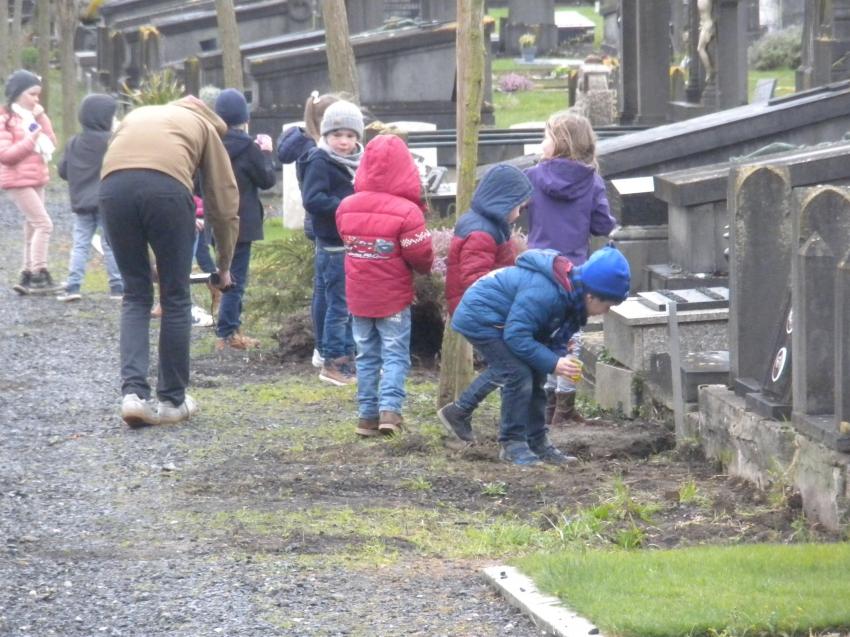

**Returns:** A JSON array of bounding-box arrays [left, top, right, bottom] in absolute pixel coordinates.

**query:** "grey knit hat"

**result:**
[[320, 100, 364, 139], [5, 70, 41, 103]]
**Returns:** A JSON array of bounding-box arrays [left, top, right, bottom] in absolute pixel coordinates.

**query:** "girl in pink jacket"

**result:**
[[0, 70, 58, 294]]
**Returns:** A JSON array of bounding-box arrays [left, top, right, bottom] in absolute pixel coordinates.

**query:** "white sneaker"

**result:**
[[158, 394, 199, 424], [191, 305, 214, 328], [311, 348, 324, 368], [121, 393, 160, 427], [57, 288, 82, 302]]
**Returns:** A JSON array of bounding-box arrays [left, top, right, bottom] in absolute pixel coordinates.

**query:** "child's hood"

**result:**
[[471, 163, 533, 222], [222, 128, 254, 160], [78, 94, 117, 132], [354, 135, 421, 204], [530, 157, 597, 201], [515, 248, 571, 295], [173, 95, 228, 137], [277, 126, 315, 164]]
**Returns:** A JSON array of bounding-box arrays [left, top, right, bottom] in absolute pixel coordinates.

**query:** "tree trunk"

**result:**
[[436, 0, 486, 408], [36, 0, 51, 110], [214, 0, 243, 91], [11, 0, 24, 70], [0, 0, 9, 81], [57, 0, 78, 147], [321, 0, 359, 103]]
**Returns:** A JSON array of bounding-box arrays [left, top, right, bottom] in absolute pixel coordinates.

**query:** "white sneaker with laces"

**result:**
[[158, 394, 199, 424], [311, 348, 324, 368], [121, 393, 160, 427]]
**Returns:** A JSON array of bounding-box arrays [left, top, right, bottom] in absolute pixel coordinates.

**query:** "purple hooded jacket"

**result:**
[[524, 158, 616, 265]]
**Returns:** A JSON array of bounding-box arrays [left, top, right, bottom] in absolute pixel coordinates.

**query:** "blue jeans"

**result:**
[[66, 210, 122, 292], [216, 241, 251, 338], [315, 243, 353, 360], [352, 307, 411, 417], [194, 226, 216, 274], [101, 170, 195, 406], [456, 338, 548, 445], [311, 242, 326, 356]]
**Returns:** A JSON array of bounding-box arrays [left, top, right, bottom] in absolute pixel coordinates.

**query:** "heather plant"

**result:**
[[498, 73, 535, 93]]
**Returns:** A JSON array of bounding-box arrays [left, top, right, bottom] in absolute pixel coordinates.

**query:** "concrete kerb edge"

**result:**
[[482, 565, 604, 637]]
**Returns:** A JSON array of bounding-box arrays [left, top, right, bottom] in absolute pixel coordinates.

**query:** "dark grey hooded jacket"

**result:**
[[58, 94, 117, 213]]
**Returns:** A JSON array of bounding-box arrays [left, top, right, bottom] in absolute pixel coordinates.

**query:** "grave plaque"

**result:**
[[637, 287, 729, 312]]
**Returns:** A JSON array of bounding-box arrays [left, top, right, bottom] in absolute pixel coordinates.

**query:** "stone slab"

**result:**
[[607, 176, 669, 226], [604, 298, 728, 372], [595, 361, 641, 418], [793, 414, 850, 453], [646, 264, 728, 290], [637, 287, 729, 312], [482, 566, 604, 637], [698, 385, 850, 531], [604, 225, 670, 293], [646, 350, 729, 408], [745, 391, 792, 421]]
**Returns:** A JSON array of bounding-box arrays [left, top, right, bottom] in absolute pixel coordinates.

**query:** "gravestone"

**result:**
[[504, 0, 556, 55], [607, 176, 668, 226], [573, 61, 616, 126], [791, 185, 850, 448], [752, 78, 777, 103], [618, 0, 671, 125], [728, 165, 793, 396], [798, 0, 850, 90], [837, 252, 850, 424]]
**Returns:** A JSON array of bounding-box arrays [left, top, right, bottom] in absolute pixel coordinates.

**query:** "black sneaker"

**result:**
[[498, 440, 543, 466], [438, 402, 474, 442], [528, 436, 578, 466], [12, 270, 32, 295], [57, 286, 82, 302], [28, 269, 61, 295]]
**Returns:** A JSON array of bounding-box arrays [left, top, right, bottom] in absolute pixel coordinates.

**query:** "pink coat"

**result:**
[[0, 108, 56, 189]]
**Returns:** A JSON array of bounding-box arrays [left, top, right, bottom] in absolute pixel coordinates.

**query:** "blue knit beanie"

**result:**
[[5, 69, 40, 102], [576, 245, 631, 303], [214, 88, 249, 126]]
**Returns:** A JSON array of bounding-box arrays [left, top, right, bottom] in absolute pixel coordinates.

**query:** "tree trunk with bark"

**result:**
[[214, 0, 243, 91], [57, 0, 78, 147], [437, 0, 486, 408], [0, 0, 9, 82], [36, 0, 51, 110], [321, 0, 359, 102], [10, 0, 24, 70]]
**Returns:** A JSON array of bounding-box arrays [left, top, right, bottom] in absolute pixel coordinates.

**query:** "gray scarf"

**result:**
[[318, 138, 363, 179]]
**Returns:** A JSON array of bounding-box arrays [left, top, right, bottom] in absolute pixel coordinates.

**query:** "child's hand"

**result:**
[[255, 134, 272, 152], [32, 104, 44, 118]]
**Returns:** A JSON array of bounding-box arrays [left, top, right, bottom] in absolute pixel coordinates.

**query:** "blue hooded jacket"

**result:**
[[451, 249, 587, 374]]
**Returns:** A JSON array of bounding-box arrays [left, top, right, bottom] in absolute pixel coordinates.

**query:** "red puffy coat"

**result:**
[[444, 226, 516, 316], [336, 135, 433, 318], [0, 108, 55, 189]]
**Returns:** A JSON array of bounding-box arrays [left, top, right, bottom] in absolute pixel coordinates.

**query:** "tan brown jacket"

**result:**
[[102, 96, 239, 269]]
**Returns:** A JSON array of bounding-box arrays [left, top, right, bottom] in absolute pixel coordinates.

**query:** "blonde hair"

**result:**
[[303, 90, 354, 141], [545, 111, 598, 169]]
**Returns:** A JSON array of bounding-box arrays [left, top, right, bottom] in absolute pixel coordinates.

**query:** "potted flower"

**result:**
[[518, 32, 537, 62]]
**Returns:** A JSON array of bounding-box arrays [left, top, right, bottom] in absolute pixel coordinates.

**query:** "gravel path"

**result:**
[[0, 191, 545, 637]]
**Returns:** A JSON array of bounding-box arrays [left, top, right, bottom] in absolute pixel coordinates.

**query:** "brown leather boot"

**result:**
[[355, 417, 380, 438], [551, 392, 584, 426], [544, 389, 556, 426], [378, 410, 403, 436]]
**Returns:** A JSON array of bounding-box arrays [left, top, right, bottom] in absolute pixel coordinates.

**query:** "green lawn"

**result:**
[[749, 67, 796, 100], [493, 89, 569, 128], [518, 543, 850, 637]]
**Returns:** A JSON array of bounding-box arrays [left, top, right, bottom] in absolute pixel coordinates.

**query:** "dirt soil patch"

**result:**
[[0, 192, 840, 637]]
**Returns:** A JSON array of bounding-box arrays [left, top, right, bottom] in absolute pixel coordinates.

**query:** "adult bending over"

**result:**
[[100, 96, 239, 427]]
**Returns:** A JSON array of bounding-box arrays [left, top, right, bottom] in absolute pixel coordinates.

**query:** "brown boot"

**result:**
[[544, 389, 556, 426], [551, 392, 584, 426], [355, 416, 380, 438], [378, 410, 403, 436]]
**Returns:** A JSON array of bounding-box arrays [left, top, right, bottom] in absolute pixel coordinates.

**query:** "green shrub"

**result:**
[[21, 47, 38, 70], [246, 233, 315, 327], [121, 68, 184, 107], [748, 26, 802, 71]]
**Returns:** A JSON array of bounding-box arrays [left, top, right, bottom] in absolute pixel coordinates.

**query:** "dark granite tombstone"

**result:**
[[618, 0, 671, 125], [504, 0, 556, 55], [607, 177, 668, 226], [798, 0, 850, 91]]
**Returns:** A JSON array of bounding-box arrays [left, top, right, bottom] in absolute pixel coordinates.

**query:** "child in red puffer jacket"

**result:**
[[336, 134, 433, 438]]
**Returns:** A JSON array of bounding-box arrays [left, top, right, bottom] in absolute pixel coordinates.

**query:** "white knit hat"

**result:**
[[320, 100, 364, 139]]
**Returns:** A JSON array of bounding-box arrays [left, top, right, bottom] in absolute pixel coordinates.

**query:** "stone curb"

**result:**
[[482, 565, 603, 637]]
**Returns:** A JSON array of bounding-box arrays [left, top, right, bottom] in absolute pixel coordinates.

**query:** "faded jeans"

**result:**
[[315, 242, 353, 360], [352, 307, 411, 417], [101, 170, 195, 406], [66, 210, 123, 292], [456, 338, 548, 445]]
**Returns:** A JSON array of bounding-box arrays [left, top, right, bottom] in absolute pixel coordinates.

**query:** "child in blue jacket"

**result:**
[[448, 246, 630, 466]]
